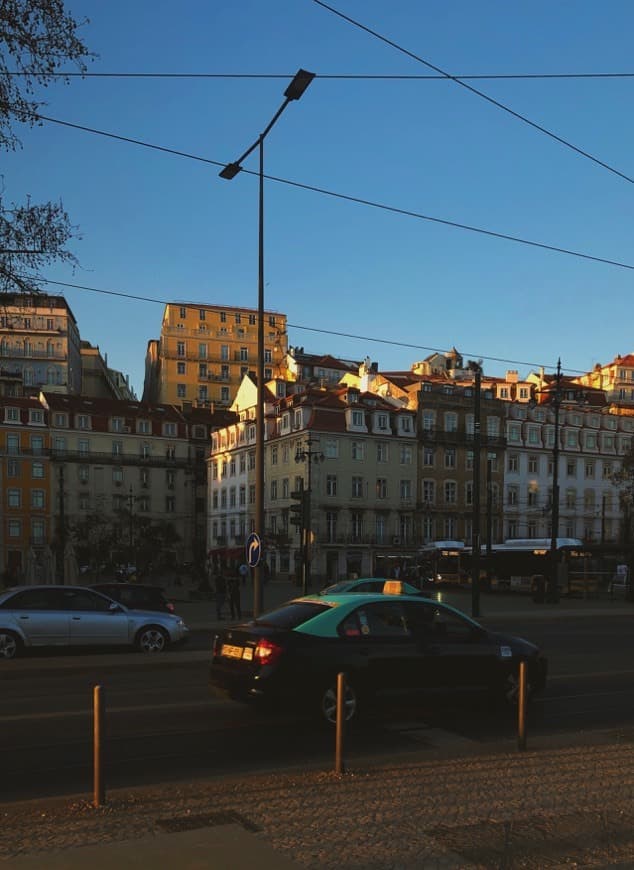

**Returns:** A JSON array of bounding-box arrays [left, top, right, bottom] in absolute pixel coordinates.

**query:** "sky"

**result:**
[[4, 0, 634, 397]]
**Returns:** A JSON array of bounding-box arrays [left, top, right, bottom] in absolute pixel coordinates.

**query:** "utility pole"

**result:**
[[58, 465, 66, 584], [486, 453, 495, 557], [469, 362, 482, 618], [548, 359, 563, 603]]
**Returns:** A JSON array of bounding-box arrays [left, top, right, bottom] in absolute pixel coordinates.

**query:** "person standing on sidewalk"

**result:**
[[213, 567, 226, 620], [227, 570, 242, 620]]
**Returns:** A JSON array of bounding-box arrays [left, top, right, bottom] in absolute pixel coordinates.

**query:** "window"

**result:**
[[166, 496, 175, 513], [507, 486, 518, 506], [179, 306, 187, 318], [352, 410, 364, 427], [271, 446, 278, 465], [376, 478, 387, 499], [586, 432, 597, 449], [508, 424, 521, 443], [508, 453, 519, 473], [567, 460, 576, 476], [177, 362, 186, 375], [77, 414, 91, 430], [422, 480, 435, 504], [377, 442, 389, 462], [351, 476, 364, 498], [112, 441, 123, 457], [177, 341, 185, 358], [422, 410, 434, 431], [7, 434, 19, 454], [221, 387, 230, 402], [445, 412, 458, 432], [423, 446, 434, 467], [351, 441, 365, 461], [54, 413, 67, 427], [400, 479, 412, 500], [111, 417, 124, 433], [400, 416, 413, 433], [566, 431, 578, 448], [324, 438, 338, 459], [78, 465, 89, 483], [30, 435, 44, 455], [527, 487, 538, 507], [29, 410, 44, 425], [32, 462, 44, 479], [377, 413, 389, 430], [112, 468, 124, 485], [240, 346, 248, 361], [8, 520, 20, 538], [7, 489, 21, 508], [465, 481, 473, 506], [7, 459, 19, 477], [444, 481, 456, 504], [465, 450, 474, 471], [527, 427, 540, 445], [177, 384, 186, 398], [400, 445, 412, 465], [444, 447, 456, 469], [163, 422, 177, 437], [585, 462, 595, 478], [528, 456, 538, 474], [326, 475, 337, 496], [270, 480, 278, 500]]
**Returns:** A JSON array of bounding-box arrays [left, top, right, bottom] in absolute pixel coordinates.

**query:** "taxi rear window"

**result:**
[[255, 601, 330, 630]]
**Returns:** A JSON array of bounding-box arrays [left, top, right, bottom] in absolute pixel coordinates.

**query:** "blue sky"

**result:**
[[4, 0, 634, 397]]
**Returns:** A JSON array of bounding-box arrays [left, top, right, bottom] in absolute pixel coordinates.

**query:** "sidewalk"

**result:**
[[2, 740, 633, 867]]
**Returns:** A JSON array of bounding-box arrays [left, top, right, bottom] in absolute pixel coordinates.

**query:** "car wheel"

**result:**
[[135, 626, 169, 653], [0, 631, 21, 660], [320, 677, 359, 725]]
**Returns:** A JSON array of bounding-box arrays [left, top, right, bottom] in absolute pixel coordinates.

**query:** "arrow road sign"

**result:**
[[246, 532, 262, 568]]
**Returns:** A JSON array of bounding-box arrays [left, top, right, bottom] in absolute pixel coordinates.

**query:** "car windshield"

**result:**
[[254, 601, 331, 629]]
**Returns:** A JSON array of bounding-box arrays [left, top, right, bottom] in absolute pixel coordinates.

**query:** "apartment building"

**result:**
[[0, 395, 53, 583], [503, 392, 630, 544], [0, 292, 82, 396], [575, 353, 634, 404], [208, 377, 419, 582], [143, 302, 288, 408]]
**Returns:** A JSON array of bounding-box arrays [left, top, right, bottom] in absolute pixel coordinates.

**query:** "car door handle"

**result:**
[[19, 615, 30, 620], [72, 616, 81, 620]]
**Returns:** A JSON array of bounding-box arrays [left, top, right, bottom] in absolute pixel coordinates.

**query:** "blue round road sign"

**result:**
[[246, 533, 262, 568]]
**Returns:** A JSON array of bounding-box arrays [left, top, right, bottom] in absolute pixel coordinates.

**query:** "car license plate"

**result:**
[[222, 644, 244, 659]]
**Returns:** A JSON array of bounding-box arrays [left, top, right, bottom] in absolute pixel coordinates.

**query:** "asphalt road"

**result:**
[[1, 614, 633, 803]]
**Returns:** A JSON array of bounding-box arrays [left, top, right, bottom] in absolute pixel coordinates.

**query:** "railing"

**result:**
[[0, 348, 67, 360]]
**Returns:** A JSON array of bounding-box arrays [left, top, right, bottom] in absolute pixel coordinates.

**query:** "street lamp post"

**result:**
[[548, 359, 563, 603], [219, 69, 314, 618], [295, 436, 324, 594], [468, 361, 482, 618]]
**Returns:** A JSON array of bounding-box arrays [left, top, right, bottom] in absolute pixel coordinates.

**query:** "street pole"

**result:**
[[219, 69, 314, 618], [254, 134, 265, 618], [486, 454, 494, 558], [470, 363, 482, 618], [295, 436, 324, 594], [548, 359, 562, 603], [58, 464, 66, 584]]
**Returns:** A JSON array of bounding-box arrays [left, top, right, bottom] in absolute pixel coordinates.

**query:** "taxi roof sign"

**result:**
[[383, 580, 404, 595]]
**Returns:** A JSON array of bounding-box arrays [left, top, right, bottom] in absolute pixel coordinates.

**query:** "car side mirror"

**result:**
[[108, 601, 122, 614]]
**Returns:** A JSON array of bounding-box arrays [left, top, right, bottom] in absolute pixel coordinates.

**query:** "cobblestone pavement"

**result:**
[[1, 740, 634, 867]]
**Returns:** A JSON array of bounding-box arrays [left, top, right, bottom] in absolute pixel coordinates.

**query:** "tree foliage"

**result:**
[[611, 441, 634, 545], [1, 0, 92, 150], [0, 1, 93, 293]]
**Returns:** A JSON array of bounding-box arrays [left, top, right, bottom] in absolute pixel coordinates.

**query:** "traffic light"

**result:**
[[289, 479, 306, 528]]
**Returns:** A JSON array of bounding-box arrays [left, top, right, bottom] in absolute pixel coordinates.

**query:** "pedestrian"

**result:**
[[227, 571, 242, 620], [213, 568, 226, 620]]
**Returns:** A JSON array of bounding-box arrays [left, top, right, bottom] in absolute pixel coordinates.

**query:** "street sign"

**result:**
[[246, 532, 262, 568]]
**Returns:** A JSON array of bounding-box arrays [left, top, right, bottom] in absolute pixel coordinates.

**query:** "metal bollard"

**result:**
[[93, 685, 105, 807], [517, 661, 527, 751], [335, 672, 346, 775]]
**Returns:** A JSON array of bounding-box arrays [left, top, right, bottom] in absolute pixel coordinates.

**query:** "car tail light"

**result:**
[[166, 602, 175, 613], [254, 638, 283, 666], [212, 633, 222, 657]]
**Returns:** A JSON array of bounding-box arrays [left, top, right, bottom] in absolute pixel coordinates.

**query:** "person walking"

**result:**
[[227, 571, 242, 620], [213, 568, 226, 620]]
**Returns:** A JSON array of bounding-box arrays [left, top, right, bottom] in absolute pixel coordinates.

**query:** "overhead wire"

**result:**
[[35, 113, 634, 273], [13, 272, 589, 375], [7, 71, 634, 80], [310, 0, 634, 185]]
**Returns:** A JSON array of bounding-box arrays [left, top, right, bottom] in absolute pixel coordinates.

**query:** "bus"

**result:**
[[416, 541, 468, 587], [483, 538, 601, 596]]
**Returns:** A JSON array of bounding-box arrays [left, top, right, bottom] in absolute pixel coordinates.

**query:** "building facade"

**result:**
[[143, 302, 288, 408], [0, 293, 82, 395]]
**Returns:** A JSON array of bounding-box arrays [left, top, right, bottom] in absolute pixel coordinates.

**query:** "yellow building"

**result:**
[[143, 303, 287, 408]]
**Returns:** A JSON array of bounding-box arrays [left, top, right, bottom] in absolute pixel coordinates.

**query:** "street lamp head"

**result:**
[[284, 69, 315, 101], [219, 162, 241, 180]]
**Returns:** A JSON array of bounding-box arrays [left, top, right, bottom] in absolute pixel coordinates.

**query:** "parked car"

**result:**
[[318, 578, 423, 597], [91, 583, 175, 613], [0, 585, 189, 659], [209, 591, 547, 724]]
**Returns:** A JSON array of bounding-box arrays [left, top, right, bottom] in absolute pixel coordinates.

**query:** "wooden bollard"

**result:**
[[335, 672, 346, 775], [93, 685, 105, 806], [517, 661, 527, 751]]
